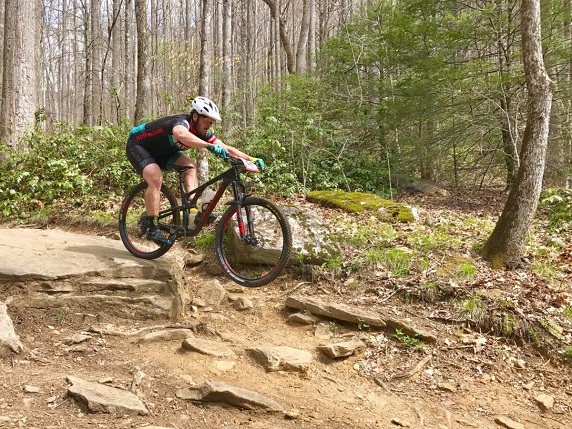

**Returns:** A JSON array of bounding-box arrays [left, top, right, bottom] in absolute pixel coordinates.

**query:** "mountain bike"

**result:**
[[118, 156, 292, 287]]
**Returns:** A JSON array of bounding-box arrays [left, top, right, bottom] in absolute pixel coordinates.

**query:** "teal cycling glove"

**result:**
[[207, 144, 227, 159], [250, 157, 265, 171]]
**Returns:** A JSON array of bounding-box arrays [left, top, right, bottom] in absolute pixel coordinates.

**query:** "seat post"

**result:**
[[172, 166, 190, 202]]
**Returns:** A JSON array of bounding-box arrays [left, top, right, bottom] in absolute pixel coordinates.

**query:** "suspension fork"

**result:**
[[230, 180, 254, 240]]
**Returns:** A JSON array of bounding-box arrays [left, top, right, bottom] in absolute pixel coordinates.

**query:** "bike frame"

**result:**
[[157, 160, 248, 239]]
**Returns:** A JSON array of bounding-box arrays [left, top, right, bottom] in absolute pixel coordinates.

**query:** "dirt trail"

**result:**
[[2, 255, 571, 429]]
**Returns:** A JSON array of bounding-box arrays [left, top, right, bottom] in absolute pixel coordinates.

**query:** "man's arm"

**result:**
[[212, 138, 253, 160], [173, 124, 257, 161], [172, 124, 214, 149]]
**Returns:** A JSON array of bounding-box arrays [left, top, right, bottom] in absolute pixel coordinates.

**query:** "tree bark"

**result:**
[[83, 4, 94, 126], [222, 0, 232, 124], [308, 0, 316, 71], [481, 0, 554, 269], [197, 0, 213, 185], [134, 0, 152, 124], [495, 0, 519, 190], [295, 0, 311, 73], [91, 0, 103, 124], [261, 0, 295, 74], [111, 0, 123, 124], [0, 0, 4, 82], [0, 0, 40, 149], [124, 0, 134, 122]]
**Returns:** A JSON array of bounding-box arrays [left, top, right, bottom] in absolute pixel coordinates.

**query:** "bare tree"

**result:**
[[0, 0, 4, 81], [222, 0, 233, 120], [308, 0, 316, 71], [482, 0, 554, 269], [83, 3, 94, 126], [0, 0, 41, 148], [197, 0, 213, 184], [296, 0, 311, 73], [493, 0, 520, 190], [124, 0, 135, 122], [134, 0, 152, 124], [111, 0, 123, 123], [23, 0, 356, 131], [272, 0, 281, 86], [262, 0, 295, 74]]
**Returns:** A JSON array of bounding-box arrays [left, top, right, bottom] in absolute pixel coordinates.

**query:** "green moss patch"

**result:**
[[307, 190, 415, 223]]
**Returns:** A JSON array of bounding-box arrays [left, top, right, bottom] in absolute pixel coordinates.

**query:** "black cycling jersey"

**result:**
[[126, 114, 217, 174]]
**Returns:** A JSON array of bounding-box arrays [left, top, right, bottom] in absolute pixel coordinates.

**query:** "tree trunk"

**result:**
[[83, 4, 94, 126], [308, 0, 316, 71], [197, 0, 213, 185], [499, 96, 519, 189], [495, 0, 519, 190], [272, 0, 281, 87], [0, 0, 4, 82], [238, 1, 249, 124], [222, 0, 232, 126], [481, 0, 554, 269], [124, 0, 134, 122], [134, 0, 152, 125], [262, 0, 295, 74], [111, 0, 123, 124], [0, 0, 40, 149], [199, 0, 212, 97], [295, 0, 311, 73], [91, 0, 103, 125]]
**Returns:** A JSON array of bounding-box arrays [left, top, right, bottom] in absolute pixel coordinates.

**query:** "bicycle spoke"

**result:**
[[216, 198, 292, 287], [119, 183, 179, 259]]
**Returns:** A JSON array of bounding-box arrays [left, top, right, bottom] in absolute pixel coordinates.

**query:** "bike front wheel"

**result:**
[[119, 182, 180, 259], [215, 197, 292, 287]]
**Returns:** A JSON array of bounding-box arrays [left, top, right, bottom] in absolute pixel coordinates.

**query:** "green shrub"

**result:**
[[234, 75, 392, 195], [394, 329, 423, 349], [0, 125, 136, 221], [540, 188, 572, 231], [458, 263, 477, 279]]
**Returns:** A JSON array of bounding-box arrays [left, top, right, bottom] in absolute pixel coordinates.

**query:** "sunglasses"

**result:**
[[198, 115, 215, 127]]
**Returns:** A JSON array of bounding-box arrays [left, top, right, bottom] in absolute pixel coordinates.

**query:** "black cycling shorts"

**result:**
[[126, 138, 183, 175]]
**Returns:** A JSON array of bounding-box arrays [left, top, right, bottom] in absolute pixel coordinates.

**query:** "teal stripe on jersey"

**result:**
[[130, 123, 146, 135]]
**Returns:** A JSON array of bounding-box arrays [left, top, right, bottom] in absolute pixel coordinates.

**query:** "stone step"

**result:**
[[0, 229, 187, 321], [32, 277, 172, 295]]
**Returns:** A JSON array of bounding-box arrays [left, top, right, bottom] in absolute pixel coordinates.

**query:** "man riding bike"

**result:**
[[126, 96, 264, 245]]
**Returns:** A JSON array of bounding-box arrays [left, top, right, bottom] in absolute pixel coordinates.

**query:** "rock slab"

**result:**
[[0, 228, 187, 321], [177, 380, 283, 412], [0, 301, 24, 355], [66, 375, 148, 415]]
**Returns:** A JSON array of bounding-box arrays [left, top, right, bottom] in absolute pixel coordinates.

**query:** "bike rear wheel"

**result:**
[[119, 182, 180, 259], [215, 197, 292, 287]]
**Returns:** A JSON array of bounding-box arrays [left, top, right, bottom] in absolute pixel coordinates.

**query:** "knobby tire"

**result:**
[[118, 182, 180, 260], [214, 197, 292, 287]]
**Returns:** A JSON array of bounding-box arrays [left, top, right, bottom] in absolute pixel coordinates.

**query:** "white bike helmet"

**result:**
[[190, 96, 222, 122]]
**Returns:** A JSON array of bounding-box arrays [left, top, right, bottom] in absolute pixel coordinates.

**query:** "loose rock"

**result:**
[[182, 336, 236, 358], [494, 415, 525, 429], [176, 380, 283, 412], [66, 375, 148, 416], [318, 340, 366, 358], [534, 393, 555, 411], [248, 346, 313, 373]]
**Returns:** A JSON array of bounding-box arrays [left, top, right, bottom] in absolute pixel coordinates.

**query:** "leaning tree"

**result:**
[[481, 0, 554, 269]]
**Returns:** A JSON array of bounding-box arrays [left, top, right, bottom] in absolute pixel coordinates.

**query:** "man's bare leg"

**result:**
[[142, 163, 163, 218], [174, 154, 198, 196]]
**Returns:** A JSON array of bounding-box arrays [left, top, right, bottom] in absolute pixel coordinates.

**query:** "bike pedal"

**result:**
[[194, 212, 218, 225]]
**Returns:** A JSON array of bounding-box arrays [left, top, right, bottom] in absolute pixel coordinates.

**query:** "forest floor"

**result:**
[[2, 187, 572, 429]]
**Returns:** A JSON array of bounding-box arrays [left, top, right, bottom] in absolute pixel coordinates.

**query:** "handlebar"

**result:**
[[225, 154, 261, 173], [226, 154, 244, 165]]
